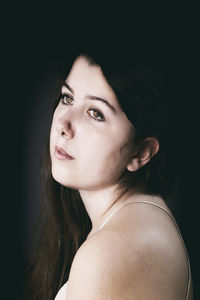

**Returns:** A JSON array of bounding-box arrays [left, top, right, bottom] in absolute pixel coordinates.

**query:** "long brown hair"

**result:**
[[25, 50, 174, 299]]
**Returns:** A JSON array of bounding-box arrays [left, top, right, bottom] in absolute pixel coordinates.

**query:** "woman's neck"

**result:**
[[78, 185, 136, 233]]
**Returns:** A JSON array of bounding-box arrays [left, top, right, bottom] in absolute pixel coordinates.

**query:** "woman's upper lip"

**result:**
[[55, 145, 74, 159]]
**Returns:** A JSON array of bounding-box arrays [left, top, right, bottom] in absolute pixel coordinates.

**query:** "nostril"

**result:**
[[58, 125, 74, 139], [56, 116, 74, 139]]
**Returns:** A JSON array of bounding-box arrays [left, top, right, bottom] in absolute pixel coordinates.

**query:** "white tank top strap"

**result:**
[[97, 200, 192, 300], [54, 281, 68, 300]]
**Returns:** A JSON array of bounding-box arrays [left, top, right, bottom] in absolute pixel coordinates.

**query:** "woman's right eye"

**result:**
[[60, 94, 74, 105]]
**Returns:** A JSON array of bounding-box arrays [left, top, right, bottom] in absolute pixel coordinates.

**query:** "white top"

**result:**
[[54, 281, 68, 300], [54, 200, 192, 300]]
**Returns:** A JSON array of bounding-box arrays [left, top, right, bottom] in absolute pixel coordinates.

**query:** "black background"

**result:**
[[2, 6, 199, 299]]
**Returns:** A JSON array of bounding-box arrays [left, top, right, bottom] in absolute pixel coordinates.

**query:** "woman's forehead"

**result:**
[[66, 56, 122, 109]]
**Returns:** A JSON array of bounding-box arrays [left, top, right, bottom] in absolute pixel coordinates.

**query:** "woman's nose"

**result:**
[[56, 115, 74, 139]]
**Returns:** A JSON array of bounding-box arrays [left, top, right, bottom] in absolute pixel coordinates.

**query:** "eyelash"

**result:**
[[60, 94, 105, 122]]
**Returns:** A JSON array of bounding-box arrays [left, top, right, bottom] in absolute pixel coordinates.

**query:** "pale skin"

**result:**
[[50, 56, 191, 299]]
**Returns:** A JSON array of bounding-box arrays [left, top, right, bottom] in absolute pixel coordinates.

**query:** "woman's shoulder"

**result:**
[[85, 194, 183, 251], [77, 194, 189, 277], [67, 195, 189, 299], [84, 194, 187, 265]]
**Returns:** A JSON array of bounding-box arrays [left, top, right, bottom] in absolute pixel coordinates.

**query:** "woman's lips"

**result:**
[[54, 145, 74, 160]]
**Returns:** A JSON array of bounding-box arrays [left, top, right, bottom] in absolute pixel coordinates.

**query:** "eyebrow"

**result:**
[[87, 95, 117, 114], [63, 82, 74, 93], [63, 82, 117, 114]]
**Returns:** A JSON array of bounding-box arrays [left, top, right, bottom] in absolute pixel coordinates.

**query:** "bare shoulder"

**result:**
[[66, 196, 189, 299]]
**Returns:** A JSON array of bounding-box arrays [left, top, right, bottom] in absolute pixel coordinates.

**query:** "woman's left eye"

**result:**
[[87, 109, 105, 122]]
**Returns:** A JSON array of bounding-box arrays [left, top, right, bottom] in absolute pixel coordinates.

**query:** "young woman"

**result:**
[[26, 49, 193, 299]]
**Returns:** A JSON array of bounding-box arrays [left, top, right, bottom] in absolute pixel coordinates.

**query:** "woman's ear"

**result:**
[[126, 137, 160, 172]]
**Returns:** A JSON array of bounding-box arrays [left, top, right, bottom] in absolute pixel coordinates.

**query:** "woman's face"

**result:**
[[50, 56, 135, 191]]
